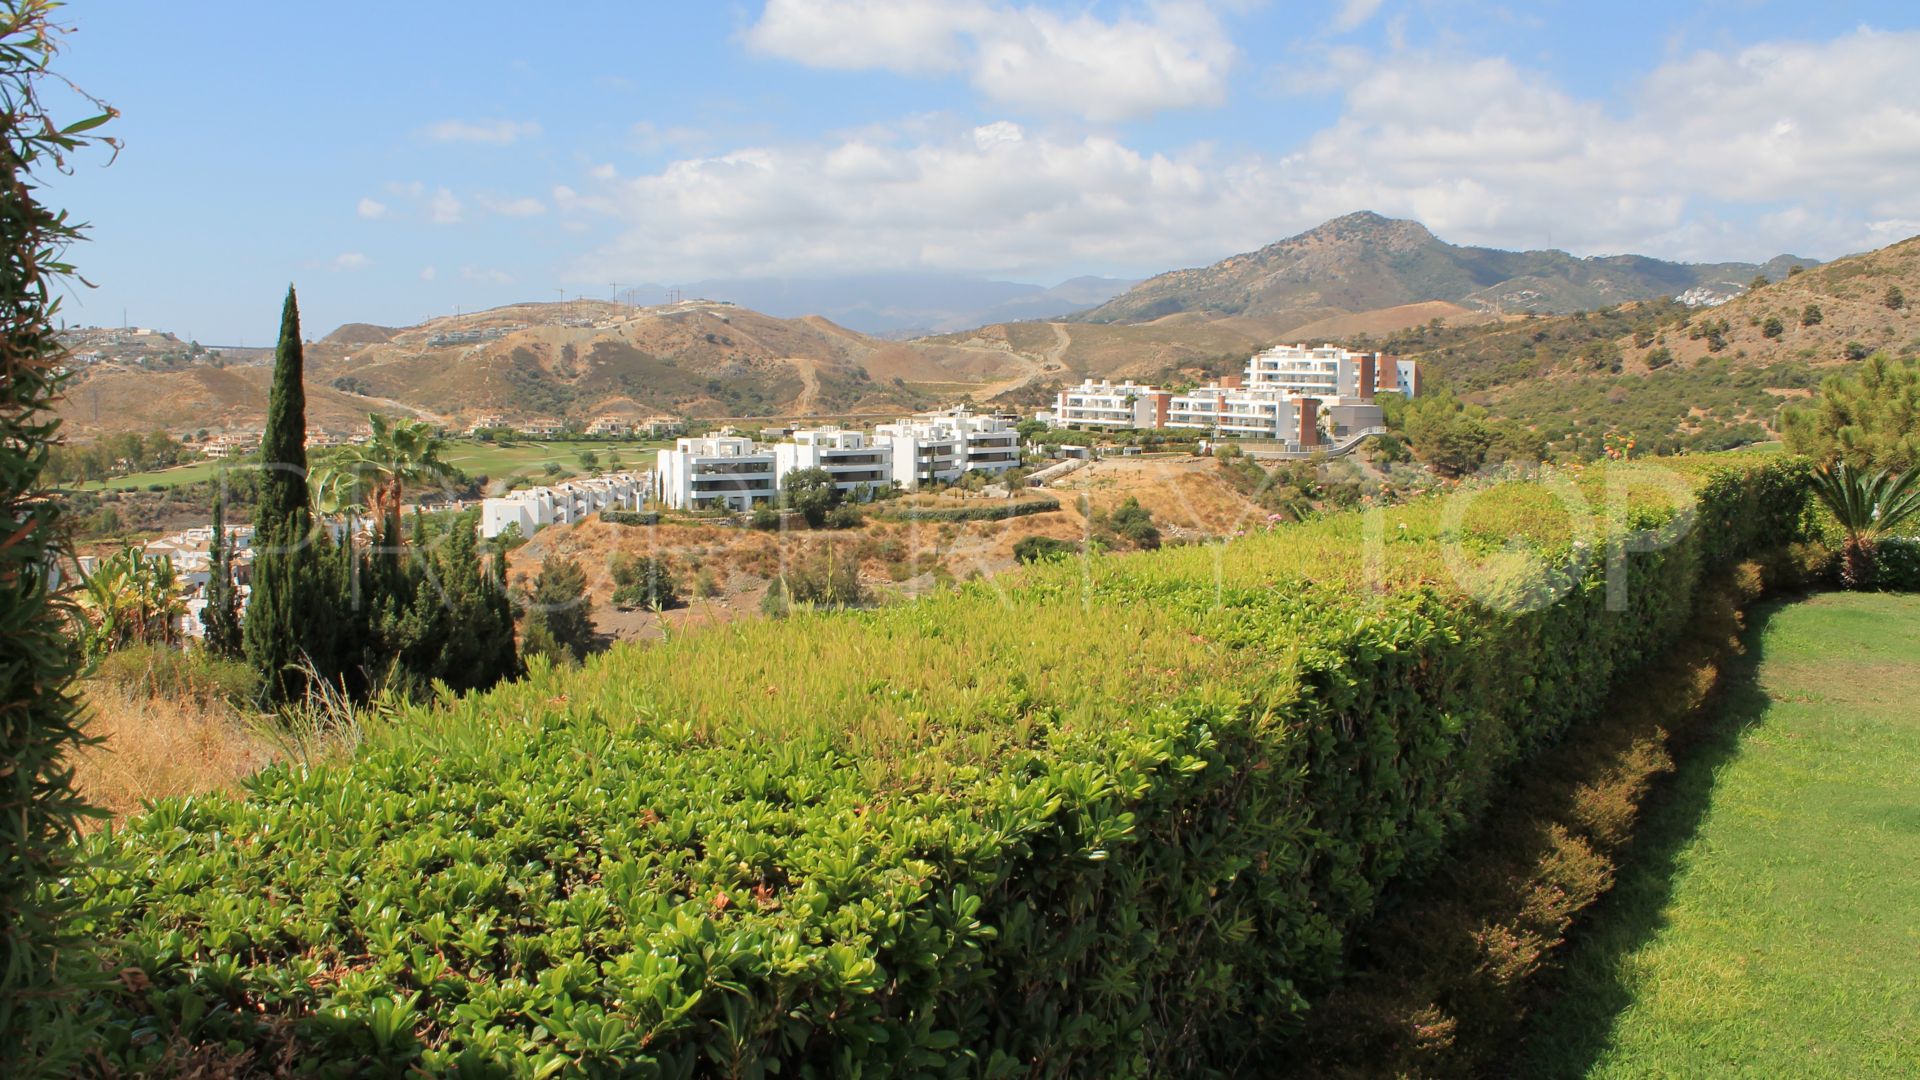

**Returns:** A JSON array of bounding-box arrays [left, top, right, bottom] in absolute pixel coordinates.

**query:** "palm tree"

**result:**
[[309, 462, 367, 523], [337, 414, 455, 539], [75, 546, 184, 660], [1810, 461, 1920, 589]]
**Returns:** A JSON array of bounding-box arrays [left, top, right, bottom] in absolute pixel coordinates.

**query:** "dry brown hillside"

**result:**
[[57, 299, 1029, 438], [57, 364, 436, 436], [1617, 237, 1920, 374]]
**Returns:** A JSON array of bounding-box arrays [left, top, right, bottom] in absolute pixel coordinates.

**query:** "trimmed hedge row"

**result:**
[[1872, 537, 1920, 592], [870, 495, 1060, 523], [599, 509, 660, 526], [67, 454, 1811, 1076]]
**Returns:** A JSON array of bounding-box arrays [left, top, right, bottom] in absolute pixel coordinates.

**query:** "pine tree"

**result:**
[[200, 490, 242, 656], [244, 286, 330, 702], [521, 554, 594, 665]]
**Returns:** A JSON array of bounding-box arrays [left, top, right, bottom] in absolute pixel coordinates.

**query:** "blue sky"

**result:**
[[45, 1, 1920, 343]]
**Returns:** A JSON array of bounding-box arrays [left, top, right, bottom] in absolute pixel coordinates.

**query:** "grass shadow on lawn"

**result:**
[[1516, 595, 1792, 1077]]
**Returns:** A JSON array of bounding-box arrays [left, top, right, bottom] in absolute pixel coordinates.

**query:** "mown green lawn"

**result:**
[[75, 459, 228, 491], [1526, 591, 1920, 1077], [436, 439, 666, 480]]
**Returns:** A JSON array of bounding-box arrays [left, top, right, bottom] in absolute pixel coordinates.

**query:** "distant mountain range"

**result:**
[[63, 211, 1903, 444], [1078, 211, 1817, 325], [640, 273, 1139, 337]]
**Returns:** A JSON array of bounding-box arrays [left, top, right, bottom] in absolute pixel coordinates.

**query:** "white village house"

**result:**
[[479, 471, 647, 539]]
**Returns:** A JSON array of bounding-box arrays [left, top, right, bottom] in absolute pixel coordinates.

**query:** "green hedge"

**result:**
[[67, 454, 1810, 1076], [599, 509, 659, 526], [1876, 537, 1920, 591], [871, 495, 1060, 523]]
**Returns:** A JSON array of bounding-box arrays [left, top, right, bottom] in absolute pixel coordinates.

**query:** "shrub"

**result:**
[[1761, 315, 1784, 339], [1100, 496, 1161, 550], [1014, 536, 1081, 563], [873, 495, 1060, 522], [748, 504, 781, 531], [609, 553, 679, 610], [598, 509, 659, 527], [1801, 303, 1824, 327], [779, 467, 840, 527], [65, 454, 1812, 1076], [3, 8, 116, 1069], [519, 555, 593, 664], [1644, 346, 1674, 369], [762, 546, 865, 616], [823, 502, 864, 530], [92, 644, 259, 707]]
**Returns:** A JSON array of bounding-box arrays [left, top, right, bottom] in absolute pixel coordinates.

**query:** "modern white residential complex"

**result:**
[[480, 471, 647, 538], [1049, 344, 1420, 446], [653, 435, 777, 511], [651, 411, 1022, 510], [874, 409, 1021, 490], [1244, 343, 1421, 398], [770, 429, 893, 498], [1049, 380, 1167, 431]]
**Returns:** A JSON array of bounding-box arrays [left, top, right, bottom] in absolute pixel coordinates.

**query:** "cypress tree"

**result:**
[[200, 489, 242, 656], [255, 286, 309, 527], [244, 286, 328, 702]]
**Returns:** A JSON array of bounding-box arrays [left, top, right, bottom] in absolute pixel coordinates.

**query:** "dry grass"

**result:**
[[498, 459, 1272, 645], [70, 679, 276, 830]]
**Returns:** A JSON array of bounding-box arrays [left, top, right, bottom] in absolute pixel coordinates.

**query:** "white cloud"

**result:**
[[356, 197, 388, 219], [745, 0, 982, 74], [331, 252, 370, 271], [462, 266, 516, 286], [478, 194, 548, 217], [744, 0, 1235, 122], [561, 120, 1261, 280], [563, 28, 1920, 283], [1285, 29, 1920, 257], [1328, 0, 1384, 34], [420, 118, 542, 145], [420, 266, 439, 281], [428, 187, 464, 225]]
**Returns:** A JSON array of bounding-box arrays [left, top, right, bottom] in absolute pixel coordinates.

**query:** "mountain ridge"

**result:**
[[1078, 210, 1818, 325]]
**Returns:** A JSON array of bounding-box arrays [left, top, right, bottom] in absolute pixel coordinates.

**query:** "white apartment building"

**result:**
[[770, 429, 893, 497], [1049, 380, 1166, 430], [875, 409, 1021, 490], [1050, 344, 1419, 446], [1247, 343, 1421, 399], [480, 471, 646, 538], [654, 435, 777, 511]]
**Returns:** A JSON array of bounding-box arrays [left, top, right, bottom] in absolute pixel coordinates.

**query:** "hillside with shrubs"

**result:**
[[1372, 237, 1920, 459]]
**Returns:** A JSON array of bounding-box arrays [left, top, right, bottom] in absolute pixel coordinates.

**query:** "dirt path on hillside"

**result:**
[[971, 321, 1071, 401], [784, 355, 823, 414]]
